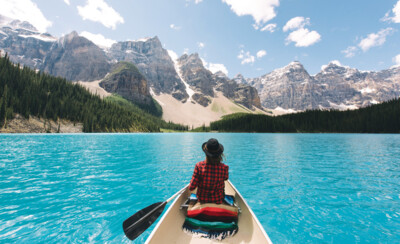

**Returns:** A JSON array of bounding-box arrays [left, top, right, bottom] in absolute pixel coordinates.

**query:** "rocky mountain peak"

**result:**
[[9, 20, 37, 32], [0, 15, 37, 32], [108, 36, 188, 100], [286, 61, 304, 70], [178, 53, 204, 68], [233, 73, 246, 84], [100, 61, 152, 105], [320, 60, 356, 75], [214, 71, 228, 78], [0, 16, 55, 70], [43, 31, 110, 81], [59, 31, 80, 45]]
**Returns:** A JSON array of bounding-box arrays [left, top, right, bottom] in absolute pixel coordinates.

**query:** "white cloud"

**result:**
[[393, 54, 400, 66], [77, 0, 124, 29], [183, 48, 189, 54], [63, 0, 70, 5], [283, 17, 310, 32], [238, 50, 255, 65], [342, 46, 358, 58], [358, 28, 394, 52], [260, 23, 277, 32], [186, 0, 203, 5], [202, 59, 229, 75], [170, 24, 181, 30], [222, 0, 280, 26], [80, 31, 116, 48], [285, 28, 321, 47], [382, 0, 400, 23], [283, 17, 320, 47], [256, 50, 267, 58], [0, 0, 52, 32], [197, 42, 205, 49]]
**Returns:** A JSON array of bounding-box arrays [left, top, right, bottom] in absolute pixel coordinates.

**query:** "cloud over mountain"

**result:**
[[222, 0, 279, 28], [77, 0, 124, 29], [0, 0, 52, 32], [358, 28, 394, 52], [284, 17, 321, 47]]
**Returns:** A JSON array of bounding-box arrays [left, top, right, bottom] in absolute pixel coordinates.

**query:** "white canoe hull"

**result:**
[[145, 180, 272, 244]]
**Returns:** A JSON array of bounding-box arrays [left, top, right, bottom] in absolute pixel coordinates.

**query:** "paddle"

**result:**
[[123, 184, 188, 241]]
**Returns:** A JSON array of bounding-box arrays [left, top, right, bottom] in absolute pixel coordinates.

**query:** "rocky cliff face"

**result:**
[[245, 61, 400, 111], [100, 61, 152, 105], [3, 16, 398, 113], [43, 31, 110, 81], [108, 37, 188, 101], [0, 17, 55, 70], [214, 72, 262, 109], [246, 62, 319, 110], [177, 53, 215, 106], [177, 53, 262, 109], [315, 62, 400, 109]]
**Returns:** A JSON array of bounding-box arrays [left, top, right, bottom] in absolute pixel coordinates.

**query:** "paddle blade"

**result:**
[[123, 201, 167, 241]]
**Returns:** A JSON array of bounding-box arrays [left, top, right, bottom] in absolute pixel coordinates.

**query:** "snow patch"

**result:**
[[274, 107, 298, 114], [167, 50, 195, 102], [360, 87, 375, 94], [19, 34, 56, 42], [135, 37, 151, 42], [328, 101, 358, 110], [370, 100, 379, 104]]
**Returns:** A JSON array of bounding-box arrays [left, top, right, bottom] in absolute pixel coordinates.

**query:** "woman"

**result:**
[[189, 138, 229, 204]]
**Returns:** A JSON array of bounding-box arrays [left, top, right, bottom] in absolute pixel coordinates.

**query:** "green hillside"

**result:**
[[102, 61, 163, 117], [210, 99, 400, 133], [0, 54, 187, 132]]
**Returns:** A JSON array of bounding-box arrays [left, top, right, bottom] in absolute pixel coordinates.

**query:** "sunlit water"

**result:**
[[1, 133, 399, 243]]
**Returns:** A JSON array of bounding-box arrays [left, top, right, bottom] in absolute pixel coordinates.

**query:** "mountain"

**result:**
[[315, 62, 400, 108], [245, 61, 400, 111], [108, 36, 188, 101], [0, 16, 56, 70], [213, 72, 262, 109], [177, 53, 215, 106], [100, 61, 152, 106], [43, 31, 110, 81], [246, 61, 319, 110], [177, 53, 262, 109], [2, 16, 399, 124]]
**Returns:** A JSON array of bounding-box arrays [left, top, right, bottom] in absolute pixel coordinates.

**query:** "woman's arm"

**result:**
[[189, 164, 200, 190]]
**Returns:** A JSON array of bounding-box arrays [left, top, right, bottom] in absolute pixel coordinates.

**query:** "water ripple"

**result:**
[[1, 133, 400, 243]]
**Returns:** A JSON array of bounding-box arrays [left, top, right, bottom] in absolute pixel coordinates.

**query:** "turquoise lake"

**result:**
[[0, 133, 399, 243]]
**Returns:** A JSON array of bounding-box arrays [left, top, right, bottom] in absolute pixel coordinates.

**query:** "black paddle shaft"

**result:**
[[123, 201, 167, 241]]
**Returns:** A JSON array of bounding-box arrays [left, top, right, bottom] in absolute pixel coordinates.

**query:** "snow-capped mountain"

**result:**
[[245, 61, 400, 111], [0, 16, 56, 70], [1, 15, 399, 116]]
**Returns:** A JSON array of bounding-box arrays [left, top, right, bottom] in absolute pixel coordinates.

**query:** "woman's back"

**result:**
[[189, 138, 228, 204]]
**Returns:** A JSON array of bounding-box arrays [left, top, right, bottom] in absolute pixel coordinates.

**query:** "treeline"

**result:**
[[0, 54, 187, 132], [210, 99, 400, 133], [104, 94, 188, 131]]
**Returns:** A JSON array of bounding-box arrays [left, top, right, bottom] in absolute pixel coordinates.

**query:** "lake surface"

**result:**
[[0, 133, 399, 243]]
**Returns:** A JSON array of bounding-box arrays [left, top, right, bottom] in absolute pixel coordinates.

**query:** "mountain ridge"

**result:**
[[1, 15, 399, 121]]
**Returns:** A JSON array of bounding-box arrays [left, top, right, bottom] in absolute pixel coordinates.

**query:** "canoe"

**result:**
[[145, 180, 273, 244]]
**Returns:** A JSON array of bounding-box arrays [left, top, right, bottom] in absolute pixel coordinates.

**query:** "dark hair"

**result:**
[[206, 153, 225, 165]]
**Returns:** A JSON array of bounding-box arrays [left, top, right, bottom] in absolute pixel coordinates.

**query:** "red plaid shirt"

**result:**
[[189, 160, 229, 204]]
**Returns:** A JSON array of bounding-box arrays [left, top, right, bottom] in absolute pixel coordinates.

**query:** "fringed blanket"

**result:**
[[182, 200, 239, 240]]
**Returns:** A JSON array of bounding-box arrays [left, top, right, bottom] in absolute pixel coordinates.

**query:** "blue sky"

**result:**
[[1, 0, 400, 78]]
